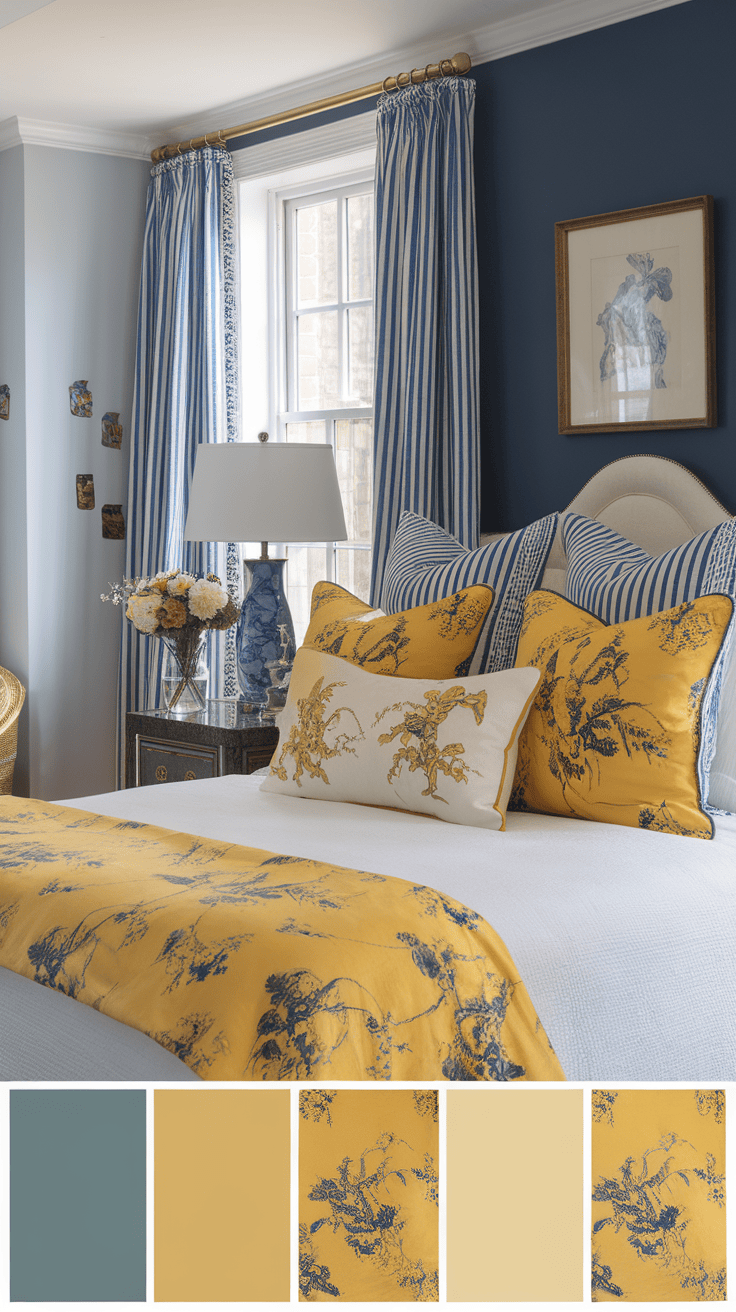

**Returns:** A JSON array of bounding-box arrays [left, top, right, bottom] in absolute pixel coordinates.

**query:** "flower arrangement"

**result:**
[[102, 570, 239, 711]]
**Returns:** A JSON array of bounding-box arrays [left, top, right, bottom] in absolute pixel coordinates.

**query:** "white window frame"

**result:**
[[268, 168, 375, 586]]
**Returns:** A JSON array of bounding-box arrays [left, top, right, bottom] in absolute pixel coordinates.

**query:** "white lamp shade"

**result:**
[[183, 441, 348, 543]]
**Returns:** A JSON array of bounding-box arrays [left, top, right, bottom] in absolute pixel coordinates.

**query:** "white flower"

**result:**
[[167, 572, 196, 596], [188, 577, 228, 620], [126, 594, 161, 634]]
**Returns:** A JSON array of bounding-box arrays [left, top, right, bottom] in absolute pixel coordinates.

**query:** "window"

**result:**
[[274, 177, 375, 643]]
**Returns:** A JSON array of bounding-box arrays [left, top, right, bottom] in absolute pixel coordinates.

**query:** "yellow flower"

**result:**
[[161, 597, 187, 629]]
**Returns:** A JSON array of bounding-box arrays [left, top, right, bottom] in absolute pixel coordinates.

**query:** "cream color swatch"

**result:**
[[447, 1089, 584, 1302], [154, 1089, 290, 1302]]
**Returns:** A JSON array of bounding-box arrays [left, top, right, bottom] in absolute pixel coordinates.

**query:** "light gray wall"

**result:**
[[0, 145, 30, 793], [1, 143, 150, 799]]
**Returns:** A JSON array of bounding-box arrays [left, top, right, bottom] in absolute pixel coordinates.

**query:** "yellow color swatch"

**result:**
[[154, 1089, 290, 1302], [447, 1088, 584, 1302]]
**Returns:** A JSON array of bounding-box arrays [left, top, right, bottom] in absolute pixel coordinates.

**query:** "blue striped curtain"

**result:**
[[119, 146, 239, 772], [369, 78, 480, 608]]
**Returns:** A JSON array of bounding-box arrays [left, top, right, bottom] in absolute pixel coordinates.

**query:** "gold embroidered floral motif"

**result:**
[[272, 676, 364, 786], [374, 686, 487, 803]]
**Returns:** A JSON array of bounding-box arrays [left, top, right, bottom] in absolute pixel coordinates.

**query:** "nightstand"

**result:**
[[124, 703, 280, 789]]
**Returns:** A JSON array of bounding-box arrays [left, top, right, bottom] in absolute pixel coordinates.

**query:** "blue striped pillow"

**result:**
[[382, 510, 558, 673], [563, 512, 736, 814]]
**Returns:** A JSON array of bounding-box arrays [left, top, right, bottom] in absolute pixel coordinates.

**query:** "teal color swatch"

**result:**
[[10, 1089, 146, 1302]]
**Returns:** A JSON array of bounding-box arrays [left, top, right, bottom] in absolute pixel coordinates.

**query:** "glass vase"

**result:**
[[160, 631, 209, 715]]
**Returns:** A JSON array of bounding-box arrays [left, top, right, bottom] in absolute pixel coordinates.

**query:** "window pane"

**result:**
[[347, 193, 374, 301], [285, 544, 329, 647], [296, 202, 337, 307], [347, 306, 373, 405], [336, 548, 371, 602], [297, 311, 339, 409], [285, 421, 326, 445], [335, 418, 372, 543]]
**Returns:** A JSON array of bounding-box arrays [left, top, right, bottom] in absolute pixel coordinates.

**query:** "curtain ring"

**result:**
[[176, 141, 183, 155], [410, 67, 423, 83], [382, 75, 393, 93]]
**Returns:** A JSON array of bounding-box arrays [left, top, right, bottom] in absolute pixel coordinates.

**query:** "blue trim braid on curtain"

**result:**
[[369, 77, 480, 609], [119, 146, 240, 776]]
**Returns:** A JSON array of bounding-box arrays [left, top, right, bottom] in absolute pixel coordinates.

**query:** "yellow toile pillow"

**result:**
[[511, 590, 734, 838], [303, 581, 495, 679], [261, 646, 540, 830]]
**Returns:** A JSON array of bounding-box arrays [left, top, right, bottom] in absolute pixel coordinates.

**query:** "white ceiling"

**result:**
[[0, 0, 690, 148]]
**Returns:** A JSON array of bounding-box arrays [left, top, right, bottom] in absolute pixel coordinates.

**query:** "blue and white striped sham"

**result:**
[[381, 510, 558, 673], [563, 512, 736, 815]]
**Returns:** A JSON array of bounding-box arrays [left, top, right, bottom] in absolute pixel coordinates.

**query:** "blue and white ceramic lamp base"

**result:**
[[236, 559, 295, 709]]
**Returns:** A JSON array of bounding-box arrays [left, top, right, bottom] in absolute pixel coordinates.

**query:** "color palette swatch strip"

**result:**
[[4, 1086, 726, 1303]]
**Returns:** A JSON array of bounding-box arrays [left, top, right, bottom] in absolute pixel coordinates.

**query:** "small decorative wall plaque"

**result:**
[[101, 411, 123, 448], [75, 474, 95, 509], [69, 379, 93, 417], [0, 384, 9, 420], [101, 504, 125, 539]]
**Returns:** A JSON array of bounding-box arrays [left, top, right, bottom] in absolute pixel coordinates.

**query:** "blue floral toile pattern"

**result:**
[[0, 798, 563, 1082], [299, 1090, 439, 1302], [591, 1089, 726, 1302]]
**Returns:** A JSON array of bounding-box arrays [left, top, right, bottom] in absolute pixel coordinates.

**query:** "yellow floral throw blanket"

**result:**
[[0, 799, 563, 1082]]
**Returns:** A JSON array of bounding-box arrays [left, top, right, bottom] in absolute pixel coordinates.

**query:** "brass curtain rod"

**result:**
[[151, 51, 472, 163]]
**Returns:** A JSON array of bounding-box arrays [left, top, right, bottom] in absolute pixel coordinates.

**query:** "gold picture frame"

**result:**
[[555, 195, 715, 434]]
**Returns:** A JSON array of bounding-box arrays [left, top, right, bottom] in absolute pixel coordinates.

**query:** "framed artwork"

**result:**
[[555, 196, 715, 434]]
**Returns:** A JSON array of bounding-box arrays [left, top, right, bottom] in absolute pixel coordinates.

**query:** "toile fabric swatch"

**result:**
[[299, 1089, 439, 1302], [592, 1088, 726, 1302]]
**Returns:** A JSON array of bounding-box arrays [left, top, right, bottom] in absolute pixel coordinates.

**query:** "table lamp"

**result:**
[[184, 435, 347, 710]]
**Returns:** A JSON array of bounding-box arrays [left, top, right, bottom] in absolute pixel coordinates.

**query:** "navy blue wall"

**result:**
[[232, 0, 736, 530], [474, 0, 736, 530]]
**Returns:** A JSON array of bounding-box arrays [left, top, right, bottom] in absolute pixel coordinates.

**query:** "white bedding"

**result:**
[[2, 773, 734, 1083]]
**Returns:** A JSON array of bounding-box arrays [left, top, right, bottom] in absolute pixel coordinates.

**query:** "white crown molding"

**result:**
[[1, 0, 692, 158], [473, 0, 691, 62], [0, 116, 154, 160], [231, 112, 376, 182], [165, 0, 690, 146]]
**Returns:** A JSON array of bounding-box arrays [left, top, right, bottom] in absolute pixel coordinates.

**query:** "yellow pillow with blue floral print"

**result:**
[[303, 580, 495, 678], [511, 590, 733, 838]]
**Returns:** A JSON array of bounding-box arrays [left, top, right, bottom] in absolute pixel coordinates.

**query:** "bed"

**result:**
[[1, 455, 734, 1083]]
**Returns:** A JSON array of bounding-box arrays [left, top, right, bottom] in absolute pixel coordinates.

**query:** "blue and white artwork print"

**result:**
[[597, 251, 673, 391]]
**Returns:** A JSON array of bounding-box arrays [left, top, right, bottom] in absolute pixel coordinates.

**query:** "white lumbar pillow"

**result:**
[[261, 647, 540, 830]]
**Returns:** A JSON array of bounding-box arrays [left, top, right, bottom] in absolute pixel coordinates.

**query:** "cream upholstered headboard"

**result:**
[[538, 455, 733, 591]]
